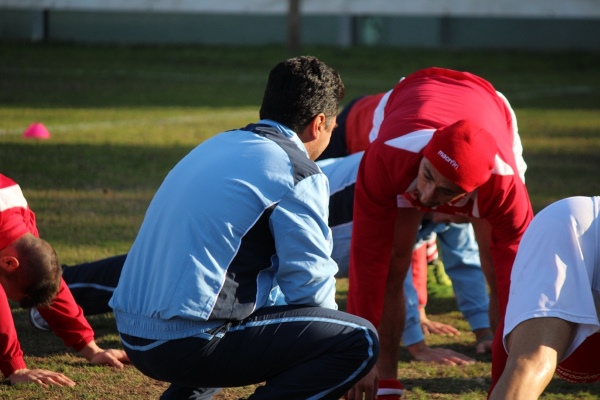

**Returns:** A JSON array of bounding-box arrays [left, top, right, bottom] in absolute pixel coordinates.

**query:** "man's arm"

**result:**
[[38, 279, 129, 368], [37, 279, 96, 349], [271, 174, 338, 309], [377, 208, 426, 377], [348, 208, 421, 399], [471, 218, 498, 331], [489, 317, 575, 400]]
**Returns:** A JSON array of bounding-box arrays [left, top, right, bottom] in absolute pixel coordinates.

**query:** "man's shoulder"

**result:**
[[240, 123, 321, 185], [206, 124, 322, 189]]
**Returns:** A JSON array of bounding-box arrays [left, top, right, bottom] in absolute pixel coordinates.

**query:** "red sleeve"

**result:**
[[0, 287, 27, 378], [37, 279, 95, 352], [347, 143, 416, 326]]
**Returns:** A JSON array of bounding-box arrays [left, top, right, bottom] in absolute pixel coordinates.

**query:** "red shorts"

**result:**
[[556, 332, 600, 383]]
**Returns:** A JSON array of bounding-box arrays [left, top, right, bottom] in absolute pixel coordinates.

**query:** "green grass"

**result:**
[[0, 42, 599, 399]]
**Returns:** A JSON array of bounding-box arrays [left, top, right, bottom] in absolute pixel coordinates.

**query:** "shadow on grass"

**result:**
[[423, 295, 459, 315], [2, 43, 600, 111], [1, 142, 193, 192]]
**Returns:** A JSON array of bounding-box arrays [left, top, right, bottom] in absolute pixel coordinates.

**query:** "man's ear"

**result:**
[[300, 113, 327, 143], [0, 255, 19, 273]]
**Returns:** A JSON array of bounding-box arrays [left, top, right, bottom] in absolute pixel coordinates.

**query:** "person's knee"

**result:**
[[345, 324, 379, 379], [350, 320, 380, 367]]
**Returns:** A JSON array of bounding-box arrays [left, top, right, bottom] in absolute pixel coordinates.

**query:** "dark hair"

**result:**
[[259, 56, 345, 134], [13, 235, 62, 309]]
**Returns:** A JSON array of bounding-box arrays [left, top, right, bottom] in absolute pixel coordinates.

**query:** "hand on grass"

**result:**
[[79, 340, 130, 369], [407, 341, 475, 365], [345, 365, 378, 400], [9, 368, 76, 387], [474, 328, 494, 354], [420, 316, 461, 336], [88, 348, 130, 368], [419, 308, 460, 336]]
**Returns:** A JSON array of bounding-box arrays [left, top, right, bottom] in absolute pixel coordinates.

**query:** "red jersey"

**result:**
[[347, 68, 534, 328], [0, 174, 94, 378]]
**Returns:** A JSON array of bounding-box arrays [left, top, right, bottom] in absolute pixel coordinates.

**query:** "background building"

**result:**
[[1, 0, 599, 50]]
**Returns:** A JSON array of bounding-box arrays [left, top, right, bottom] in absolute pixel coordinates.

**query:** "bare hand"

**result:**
[[475, 338, 493, 354], [420, 316, 461, 336], [345, 365, 378, 400], [407, 341, 474, 365], [88, 348, 130, 369], [79, 341, 130, 369], [474, 328, 494, 354], [419, 307, 460, 336], [9, 368, 76, 387]]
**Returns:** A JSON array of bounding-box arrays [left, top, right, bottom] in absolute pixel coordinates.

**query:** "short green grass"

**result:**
[[0, 42, 599, 399]]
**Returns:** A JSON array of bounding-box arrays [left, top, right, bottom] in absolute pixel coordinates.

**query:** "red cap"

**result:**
[[422, 119, 497, 192]]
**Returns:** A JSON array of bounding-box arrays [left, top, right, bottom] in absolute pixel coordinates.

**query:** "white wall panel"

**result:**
[[1, 0, 599, 18]]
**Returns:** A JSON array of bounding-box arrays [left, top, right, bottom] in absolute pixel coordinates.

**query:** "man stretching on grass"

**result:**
[[345, 67, 534, 399], [0, 173, 129, 387]]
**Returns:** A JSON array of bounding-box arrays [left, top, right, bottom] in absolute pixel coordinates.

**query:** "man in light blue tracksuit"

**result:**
[[107, 57, 379, 400], [319, 151, 492, 359]]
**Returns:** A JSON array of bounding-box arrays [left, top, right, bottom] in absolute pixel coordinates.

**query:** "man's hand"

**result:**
[[419, 308, 460, 336], [474, 328, 494, 354], [9, 368, 76, 387], [345, 365, 378, 400], [79, 341, 130, 369], [407, 341, 475, 365], [88, 348, 130, 368]]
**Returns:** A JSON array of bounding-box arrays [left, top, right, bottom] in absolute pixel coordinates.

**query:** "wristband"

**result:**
[[377, 378, 404, 399]]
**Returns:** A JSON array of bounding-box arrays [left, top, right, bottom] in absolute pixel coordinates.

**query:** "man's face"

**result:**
[[0, 248, 26, 302], [415, 158, 467, 208], [0, 275, 26, 303]]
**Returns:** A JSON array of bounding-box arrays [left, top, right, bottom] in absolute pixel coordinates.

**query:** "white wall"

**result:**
[[2, 0, 599, 18]]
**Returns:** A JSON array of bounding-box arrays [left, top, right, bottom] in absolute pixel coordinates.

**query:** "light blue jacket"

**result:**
[[110, 120, 338, 340]]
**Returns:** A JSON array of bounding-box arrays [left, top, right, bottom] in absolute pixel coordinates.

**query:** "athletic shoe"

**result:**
[[377, 378, 404, 399], [28, 308, 51, 332], [161, 384, 221, 399]]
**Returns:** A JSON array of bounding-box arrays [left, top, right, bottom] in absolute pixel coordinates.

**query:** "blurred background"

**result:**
[[1, 0, 599, 51]]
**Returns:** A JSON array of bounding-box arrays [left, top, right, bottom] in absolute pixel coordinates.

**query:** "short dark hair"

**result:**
[[13, 235, 62, 309], [259, 56, 345, 134]]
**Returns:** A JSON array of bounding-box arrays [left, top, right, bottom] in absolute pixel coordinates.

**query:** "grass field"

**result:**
[[0, 42, 599, 399]]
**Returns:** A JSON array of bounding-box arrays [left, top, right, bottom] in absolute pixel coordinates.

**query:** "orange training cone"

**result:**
[[23, 122, 51, 139]]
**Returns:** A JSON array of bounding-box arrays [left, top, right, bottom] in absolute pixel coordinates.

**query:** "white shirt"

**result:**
[[503, 196, 600, 360]]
